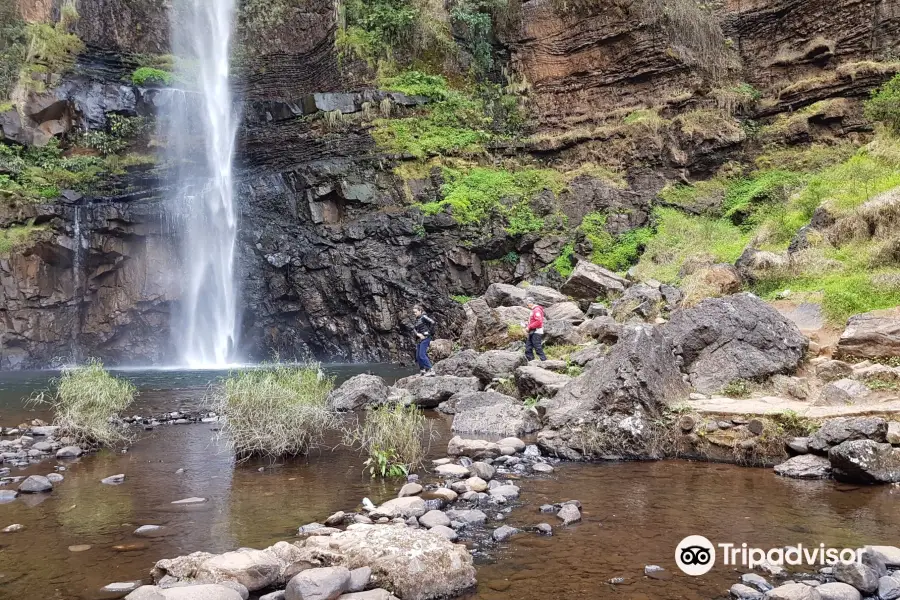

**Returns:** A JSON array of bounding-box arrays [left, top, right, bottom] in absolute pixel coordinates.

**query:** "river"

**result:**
[[2, 368, 899, 600]]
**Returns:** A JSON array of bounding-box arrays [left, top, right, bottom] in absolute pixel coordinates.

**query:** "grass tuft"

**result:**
[[344, 403, 435, 478], [31, 359, 136, 447], [212, 362, 336, 459]]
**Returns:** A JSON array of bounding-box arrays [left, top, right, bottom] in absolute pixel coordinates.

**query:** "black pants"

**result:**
[[525, 331, 546, 361]]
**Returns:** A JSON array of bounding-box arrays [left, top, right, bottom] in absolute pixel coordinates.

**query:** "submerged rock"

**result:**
[[18, 475, 52, 494], [774, 455, 832, 479]]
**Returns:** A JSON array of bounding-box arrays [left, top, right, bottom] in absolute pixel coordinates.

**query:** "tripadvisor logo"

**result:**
[[674, 535, 866, 576]]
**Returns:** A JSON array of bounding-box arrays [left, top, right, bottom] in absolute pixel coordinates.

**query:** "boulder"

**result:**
[[419, 510, 451, 529], [853, 364, 900, 383], [771, 375, 810, 400], [816, 360, 854, 382], [543, 320, 587, 346], [730, 583, 764, 599], [586, 302, 608, 317], [700, 264, 743, 296], [483, 283, 566, 308], [543, 326, 688, 430], [449, 391, 540, 438], [878, 576, 900, 600], [611, 283, 664, 321], [338, 590, 398, 600], [445, 509, 487, 526], [576, 317, 622, 343], [432, 350, 479, 377], [393, 376, 481, 408], [470, 461, 495, 480], [301, 525, 476, 600], [397, 483, 422, 497], [808, 417, 887, 454], [815, 379, 870, 406], [866, 546, 900, 568], [18, 475, 52, 493], [514, 366, 572, 399], [561, 261, 629, 300], [489, 484, 520, 501], [836, 308, 900, 359], [815, 582, 861, 600], [773, 455, 831, 479], [764, 583, 822, 600], [494, 306, 532, 327], [434, 463, 471, 477], [348, 567, 372, 593], [56, 445, 83, 458], [569, 344, 607, 367], [473, 351, 528, 383], [492, 525, 519, 542], [545, 302, 586, 323], [429, 339, 454, 362], [556, 504, 581, 525], [662, 294, 808, 394], [427, 525, 458, 541], [195, 549, 283, 591], [832, 561, 879, 594], [328, 375, 389, 411], [458, 298, 511, 350], [285, 567, 351, 600], [125, 585, 245, 600], [829, 440, 900, 484], [447, 436, 501, 459], [375, 497, 426, 519]]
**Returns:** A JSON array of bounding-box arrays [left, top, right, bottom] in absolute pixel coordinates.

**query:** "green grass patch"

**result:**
[[30, 359, 136, 447], [451, 294, 473, 304], [552, 242, 575, 278], [345, 403, 434, 478], [0, 222, 42, 255], [131, 67, 173, 86], [212, 362, 336, 458], [579, 212, 653, 272], [634, 207, 752, 283], [865, 73, 900, 132], [380, 70, 451, 99], [421, 166, 564, 234]]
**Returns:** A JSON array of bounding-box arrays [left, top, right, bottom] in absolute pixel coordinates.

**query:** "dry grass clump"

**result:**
[[344, 403, 435, 477], [568, 414, 679, 460], [213, 362, 336, 459], [676, 108, 743, 139], [31, 359, 136, 447]]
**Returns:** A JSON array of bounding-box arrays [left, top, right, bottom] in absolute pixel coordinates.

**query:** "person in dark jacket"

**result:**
[[413, 304, 436, 376]]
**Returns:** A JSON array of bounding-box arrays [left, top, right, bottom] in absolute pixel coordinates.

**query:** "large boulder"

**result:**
[[814, 379, 870, 407], [514, 366, 572, 399], [429, 339, 454, 362], [662, 294, 808, 394], [328, 375, 389, 411], [544, 326, 688, 429], [543, 320, 587, 346], [432, 350, 479, 377], [610, 283, 664, 321], [483, 283, 566, 308], [815, 582, 862, 600], [545, 302, 586, 323], [447, 436, 501, 459], [576, 317, 622, 344], [560, 261, 629, 300], [829, 440, 900, 484], [494, 305, 532, 327], [301, 525, 476, 600], [447, 391, 540, 437], [764, 583, 822, 600], [836, 308, 900, 359], [193, 549, 283, 591], [458, 298, 510, 350], [373, 497, 426, 519], [808, 417, 887, 454], [285, 567, 351, 600], [125, 585, 245, 600], [393, 376, 481, 408], [832, 561, 879, 594], [472, 351, 528, 383], [773, 454, 831, 479], [570, 344, 607, 367]]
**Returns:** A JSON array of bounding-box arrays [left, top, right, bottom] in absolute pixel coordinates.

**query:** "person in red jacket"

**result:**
[[524, 296, 547, 361]]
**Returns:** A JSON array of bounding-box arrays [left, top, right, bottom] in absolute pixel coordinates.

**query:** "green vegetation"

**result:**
[[634, 207, 751, 283], [0, 139, 154, 202], [864, 73, 900, 132], [131, 67, 173, 86], [20, 1, 83, 92], [543, 344, 580, 361], [771, 409, 818, 436], [213, 362, 336, 458], [721, 379, 751, 398], [420, 166, 564, 234], [451, 294, 474, 304], [579, 212, 653, 272], [345, 403, 433, 478], [0, 0, 27, 102], [31, 359, 136, 447], [552, 243, 575, 277], [77, 115, 152, 156], [0, 222, 42, 255]]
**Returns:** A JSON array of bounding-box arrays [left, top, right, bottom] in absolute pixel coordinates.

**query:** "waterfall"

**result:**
[[166, 0, 240, 368]]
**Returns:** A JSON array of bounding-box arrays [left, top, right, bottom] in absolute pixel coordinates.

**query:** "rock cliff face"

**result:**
[[1, 0, 899, 368]]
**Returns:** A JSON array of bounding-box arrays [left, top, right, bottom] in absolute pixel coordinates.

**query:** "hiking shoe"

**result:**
[[424, 370, 436, 377]]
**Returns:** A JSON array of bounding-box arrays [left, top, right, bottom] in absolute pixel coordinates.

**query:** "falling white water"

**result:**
[[166, 0, 239, 368]]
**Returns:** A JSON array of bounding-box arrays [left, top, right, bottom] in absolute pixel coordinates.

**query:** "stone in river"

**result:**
[[102, 581, 140, 594], [397, 483, 423, 497], [815, 582, 861, 600], [68, 544, 92, 552], [492, 525, 519, 542], [427, 525, 458, 541], [556, 503, 581, 525], [46, 473, 64, 483], [171, 497, 206, 504], [284, 566, 351, 600], [535, 523, 552, 535], [2, 524, 23, 533], [0, 490, 17, 503], [101, 474, 126, 485], [17, 475, 52, 493], [56, 445, 83, 458], [134, 525, 164, 537]]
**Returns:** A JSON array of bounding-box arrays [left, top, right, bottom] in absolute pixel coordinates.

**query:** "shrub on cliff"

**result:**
[[31, 359, 137, 447], [865, 74, 900, 132], [131, 67, 173, 87], [344, 403, 434, 477], [214, 362, 336, 458]]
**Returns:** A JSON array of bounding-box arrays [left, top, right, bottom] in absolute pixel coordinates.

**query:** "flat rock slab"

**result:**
[[686, 396, 900, 418], [171, 497, 207, 504]]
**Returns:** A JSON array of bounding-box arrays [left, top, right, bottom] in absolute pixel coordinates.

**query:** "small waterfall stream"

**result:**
[[166, 0, 240, 368]]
